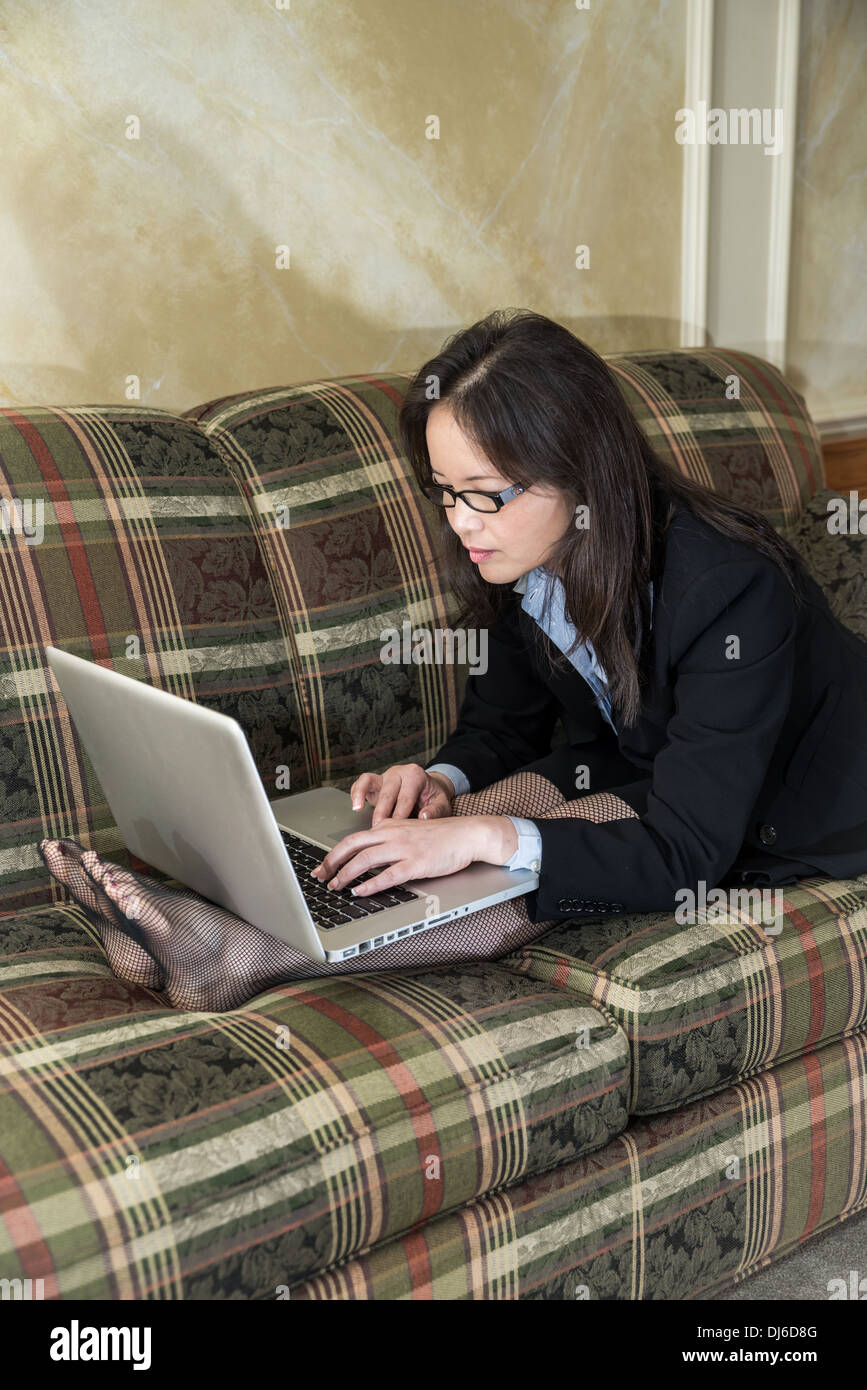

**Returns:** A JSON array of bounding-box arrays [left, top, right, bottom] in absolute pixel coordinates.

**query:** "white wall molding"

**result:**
[[765, 0, 800, 370], [685, 0, 803, 373], [678, 3, 861, 439], [679, 0, 714, 347]]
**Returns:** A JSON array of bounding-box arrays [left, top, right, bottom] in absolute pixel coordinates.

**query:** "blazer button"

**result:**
[[557, 899, 574, 913], [759, 823, 777, 846]]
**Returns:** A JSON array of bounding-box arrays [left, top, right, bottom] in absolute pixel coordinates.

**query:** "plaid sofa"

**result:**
[[1, 349, 866, 1300]]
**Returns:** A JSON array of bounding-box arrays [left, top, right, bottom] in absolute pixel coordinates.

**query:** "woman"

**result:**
[[311, 308, 867, 950], [47, 309, 867, 1009]]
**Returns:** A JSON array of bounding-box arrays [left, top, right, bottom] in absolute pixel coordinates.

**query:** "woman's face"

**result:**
[[425, 401, 573, 583]]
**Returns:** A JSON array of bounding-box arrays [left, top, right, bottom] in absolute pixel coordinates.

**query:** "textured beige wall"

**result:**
[[1, 2, 862, 422], [786, 0, 867, 423], [0, 0, 686, 413]]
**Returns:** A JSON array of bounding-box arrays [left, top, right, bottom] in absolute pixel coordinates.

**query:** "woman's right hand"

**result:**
[[350, 764, 455, 826]]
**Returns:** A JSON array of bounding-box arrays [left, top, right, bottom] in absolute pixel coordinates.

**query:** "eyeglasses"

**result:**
[[419, 481, 525, 513]]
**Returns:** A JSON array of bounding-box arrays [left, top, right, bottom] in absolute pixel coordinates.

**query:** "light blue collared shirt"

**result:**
[[429, 572, 654, 873]]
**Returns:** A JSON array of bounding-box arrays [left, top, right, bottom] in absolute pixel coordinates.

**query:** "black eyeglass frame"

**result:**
[[419, 481, 525, 512]]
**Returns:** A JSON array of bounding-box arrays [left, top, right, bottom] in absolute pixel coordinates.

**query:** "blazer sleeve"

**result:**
[[427, 593, 561, 791], [525, 560, 799, 921]]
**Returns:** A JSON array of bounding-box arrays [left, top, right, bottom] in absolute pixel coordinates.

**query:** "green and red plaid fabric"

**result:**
[[0, 903, 629, 1298], [186, 375, 468, 789], [505, 872, 867, 1114], [0, 407, 309, 918], [292, 1029, 867, 1300], [604, 347, 824, 524], [783, 488, 867, 644]]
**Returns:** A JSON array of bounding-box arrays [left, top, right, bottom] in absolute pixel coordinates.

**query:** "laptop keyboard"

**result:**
[[280, 828, 420, 930]]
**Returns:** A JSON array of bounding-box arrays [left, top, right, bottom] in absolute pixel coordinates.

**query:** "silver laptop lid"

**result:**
[[44, 646, 325, 962]]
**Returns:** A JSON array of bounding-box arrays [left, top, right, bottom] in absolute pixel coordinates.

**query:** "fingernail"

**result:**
[[420, 811, 428, 819], [351, 799, 361, 810]]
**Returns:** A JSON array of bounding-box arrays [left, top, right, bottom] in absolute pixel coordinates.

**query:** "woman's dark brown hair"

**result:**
[[398, 307, 813, 728]]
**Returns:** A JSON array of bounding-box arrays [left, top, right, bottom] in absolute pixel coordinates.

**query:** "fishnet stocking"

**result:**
[[38, 772, 637, 1011]]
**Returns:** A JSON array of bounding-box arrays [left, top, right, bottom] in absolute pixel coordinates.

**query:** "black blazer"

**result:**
[[430, 487, 867, 921]]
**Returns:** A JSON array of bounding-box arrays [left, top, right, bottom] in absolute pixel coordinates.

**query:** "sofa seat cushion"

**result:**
[[0, 905, 630, 1297], [503, 873, 867, 1115], [290, 1029, 867, 1300]]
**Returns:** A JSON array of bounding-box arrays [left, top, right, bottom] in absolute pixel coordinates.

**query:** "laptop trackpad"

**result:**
[[272, 787, 374, 846]]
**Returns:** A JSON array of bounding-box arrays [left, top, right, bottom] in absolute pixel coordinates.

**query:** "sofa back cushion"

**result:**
[[605, 347, 824, 522], [782, 488, 867, 643], [186, 376, 469, 790], [0, 406, 307, 916]]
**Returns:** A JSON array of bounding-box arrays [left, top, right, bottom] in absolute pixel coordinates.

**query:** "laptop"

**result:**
[[44, 647, 539, 963]]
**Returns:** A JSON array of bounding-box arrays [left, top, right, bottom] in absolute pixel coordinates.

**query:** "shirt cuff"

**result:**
[[503, 817, 543, 873], [425, 762, 471, 797]]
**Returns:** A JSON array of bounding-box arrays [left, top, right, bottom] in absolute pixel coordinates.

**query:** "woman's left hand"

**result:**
[[310, 814, 517, 896]]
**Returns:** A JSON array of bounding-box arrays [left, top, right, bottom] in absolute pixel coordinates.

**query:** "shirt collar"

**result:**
[[512, 565, 548, 597], [513, 566, 654, 632]]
